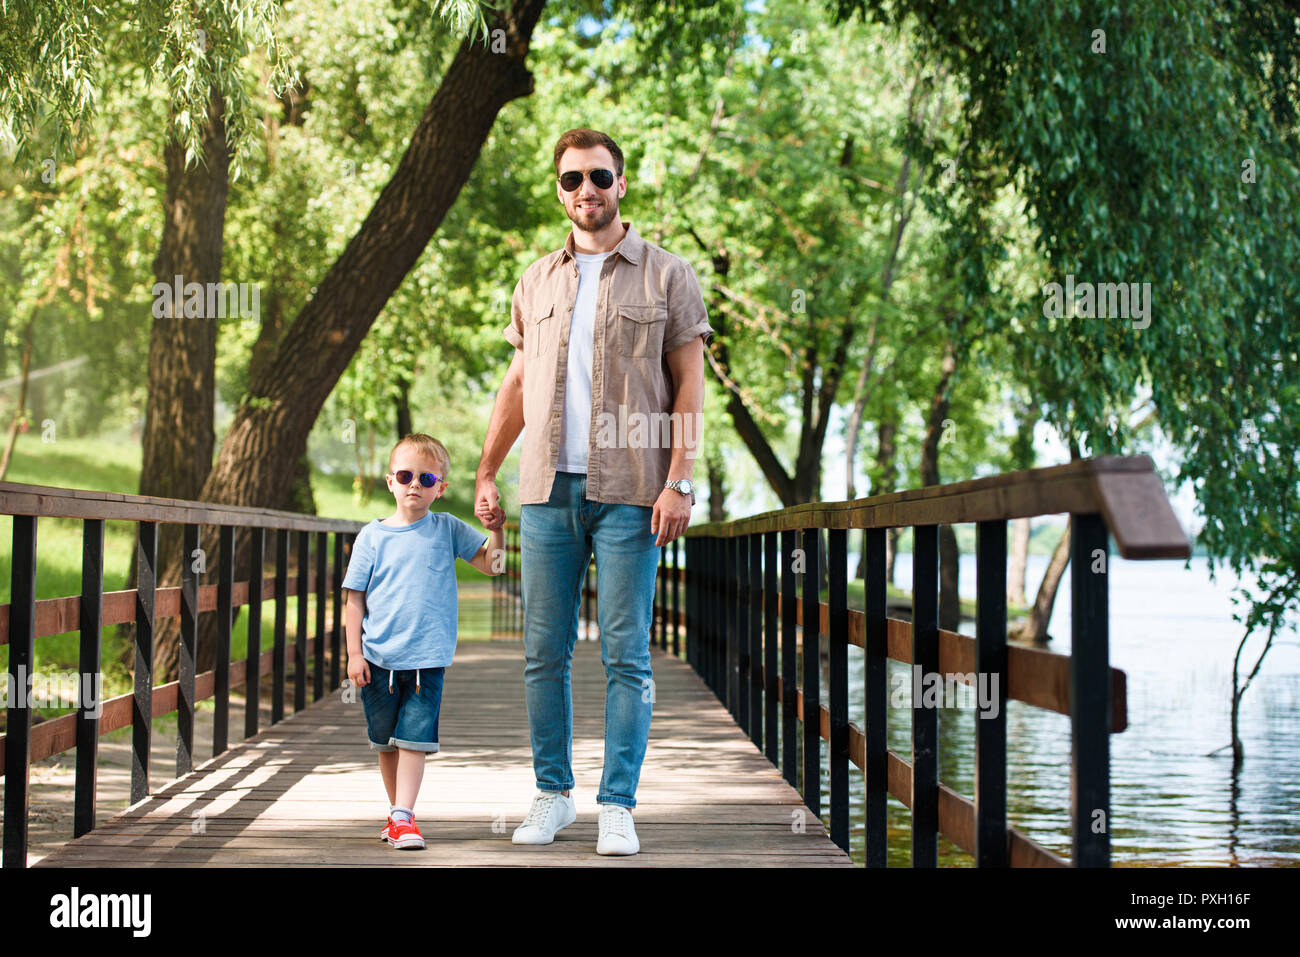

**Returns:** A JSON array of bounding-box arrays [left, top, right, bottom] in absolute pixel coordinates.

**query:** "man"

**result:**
[[474, 128, 713, 855]]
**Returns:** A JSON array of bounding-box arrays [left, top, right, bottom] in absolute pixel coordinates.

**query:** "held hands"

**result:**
[[651, 487, 693, 547], [474, 475, 506, 530]]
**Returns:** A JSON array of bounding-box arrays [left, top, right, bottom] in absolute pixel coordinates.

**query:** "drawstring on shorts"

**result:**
[[385, 669, 421, 694]]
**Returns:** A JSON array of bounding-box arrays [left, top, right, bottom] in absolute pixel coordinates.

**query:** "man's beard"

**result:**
[[568, 198, 618, 232]]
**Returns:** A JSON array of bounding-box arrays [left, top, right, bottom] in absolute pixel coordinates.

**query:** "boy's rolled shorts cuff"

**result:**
[[368, 738, 441, 753]]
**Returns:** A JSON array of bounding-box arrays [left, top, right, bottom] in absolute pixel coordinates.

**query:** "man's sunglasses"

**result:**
[[558, 168, 616, 192], [390, 470, 441, 488]]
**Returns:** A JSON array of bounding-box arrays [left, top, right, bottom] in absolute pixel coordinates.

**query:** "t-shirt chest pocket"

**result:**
[[616, 303, 667, 358], [426, 545, 453, 577], [528, 303, 558, 358]]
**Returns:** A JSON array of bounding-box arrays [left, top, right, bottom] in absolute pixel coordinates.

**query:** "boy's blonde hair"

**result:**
[[390, 433, 451, 479]]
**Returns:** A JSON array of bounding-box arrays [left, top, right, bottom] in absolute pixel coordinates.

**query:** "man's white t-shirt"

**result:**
[[556, 250, 607, 473]]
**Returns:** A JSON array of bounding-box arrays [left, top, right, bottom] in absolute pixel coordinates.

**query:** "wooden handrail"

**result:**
[[681, 455, 1190, 560], [0, 481, 363, 533]]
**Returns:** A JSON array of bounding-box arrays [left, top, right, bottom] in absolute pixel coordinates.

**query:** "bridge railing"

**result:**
[[492, 455, 1191, 867], [0, 481, 365, 868]]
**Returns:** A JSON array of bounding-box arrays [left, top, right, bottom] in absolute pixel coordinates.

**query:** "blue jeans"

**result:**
[[520, 471, 659, 809]]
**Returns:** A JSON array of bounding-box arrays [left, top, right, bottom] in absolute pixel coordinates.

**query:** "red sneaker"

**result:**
[[389, 817, 425, 850], [380, 816, 396, 843]]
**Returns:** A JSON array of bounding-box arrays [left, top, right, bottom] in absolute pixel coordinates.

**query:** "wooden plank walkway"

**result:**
[[35, 640, 850, 867]]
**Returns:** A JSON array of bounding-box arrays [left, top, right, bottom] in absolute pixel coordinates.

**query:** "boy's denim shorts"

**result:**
[[361, 663, 445, 753]]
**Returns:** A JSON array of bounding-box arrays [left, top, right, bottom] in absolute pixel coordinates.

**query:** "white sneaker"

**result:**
[[596, 804, 639, 856], [511, 790, 577, 845]]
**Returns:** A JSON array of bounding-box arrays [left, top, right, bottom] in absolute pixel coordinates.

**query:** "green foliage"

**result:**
[[835, 0, 1300, 632]]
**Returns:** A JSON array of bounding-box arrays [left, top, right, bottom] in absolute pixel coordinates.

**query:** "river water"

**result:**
[[793, 553, 1300, 866]]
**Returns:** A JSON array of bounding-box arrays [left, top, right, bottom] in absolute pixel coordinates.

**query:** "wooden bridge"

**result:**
[[28, 640, 845, 867], [1, 455, 1189, 867]]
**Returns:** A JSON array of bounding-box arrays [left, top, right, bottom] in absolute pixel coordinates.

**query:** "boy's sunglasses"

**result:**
[[558, 168, 616, 192], [390, 470, 441, 488]]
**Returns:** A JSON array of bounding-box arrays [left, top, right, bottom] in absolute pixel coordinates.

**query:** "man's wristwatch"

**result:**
[[665, 478, 696, 505]]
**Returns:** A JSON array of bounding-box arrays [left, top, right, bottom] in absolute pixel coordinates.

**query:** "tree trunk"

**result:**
[[118, 87, 231, 679], [1007, 517, 1031, 607], [0, 318, 34, 481], [855, 415, 896, 580], [394, 377, 412, 439], [706, 450, 727, 523], [939, 524, 960, 628], [143, 2, 549, 680], [199, 0, 546, 509], [1014, 518, 1071, 643], [1005, 402, 1038, 608]]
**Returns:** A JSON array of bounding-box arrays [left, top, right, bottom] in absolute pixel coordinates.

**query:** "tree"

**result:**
[[836, 0, 1300, 751]]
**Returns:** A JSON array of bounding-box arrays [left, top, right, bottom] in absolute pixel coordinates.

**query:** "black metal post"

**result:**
[[1071, 512, 1110, 867], [246, 526, 264, 738], [911, 524, 939, 867], [131, 521, 156, 803], [780, 528, 798, 788], [3, 515, 36, 867], [177, 523, 198, 776], [672, 538, 681, 658], [295, 530, 308, 713], [75, 518, 104, 838], [864, 527, 888, 867], [214, 524, 234, 757], [748, 533, 762, 749], [332, 532, 344, 691], [734, 534, 746, 726], [273, 528, 288, 724], [801, 526, 820, 818], [657, 547, 666, 651], [975, 519, 1008, 867], [315, 530, 327, 702], [764, 531, 778, 765], [828, 527, 849, 852]]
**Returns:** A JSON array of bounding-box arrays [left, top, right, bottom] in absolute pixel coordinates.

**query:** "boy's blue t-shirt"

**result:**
[[341, 511, 487, 670]]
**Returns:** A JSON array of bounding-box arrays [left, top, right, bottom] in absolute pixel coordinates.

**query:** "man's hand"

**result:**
[[347, 655, 370, 688], [651, 487, 693, 546], [475, 475, 506, 530]]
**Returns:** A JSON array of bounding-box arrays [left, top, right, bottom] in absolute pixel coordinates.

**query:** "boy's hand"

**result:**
[[347, 656, 370, 688]]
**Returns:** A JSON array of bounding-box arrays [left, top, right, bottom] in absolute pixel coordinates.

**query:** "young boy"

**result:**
[[343, 433, 504, 850]]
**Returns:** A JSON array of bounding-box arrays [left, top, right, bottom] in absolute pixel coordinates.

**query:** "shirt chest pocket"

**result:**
[[426, 548, 454, 576], [616, 303, 667, 359], [527, 303, 558, 359]]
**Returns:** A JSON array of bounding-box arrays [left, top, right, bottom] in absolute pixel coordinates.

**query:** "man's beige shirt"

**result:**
[[504, 223, 715, 507]]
